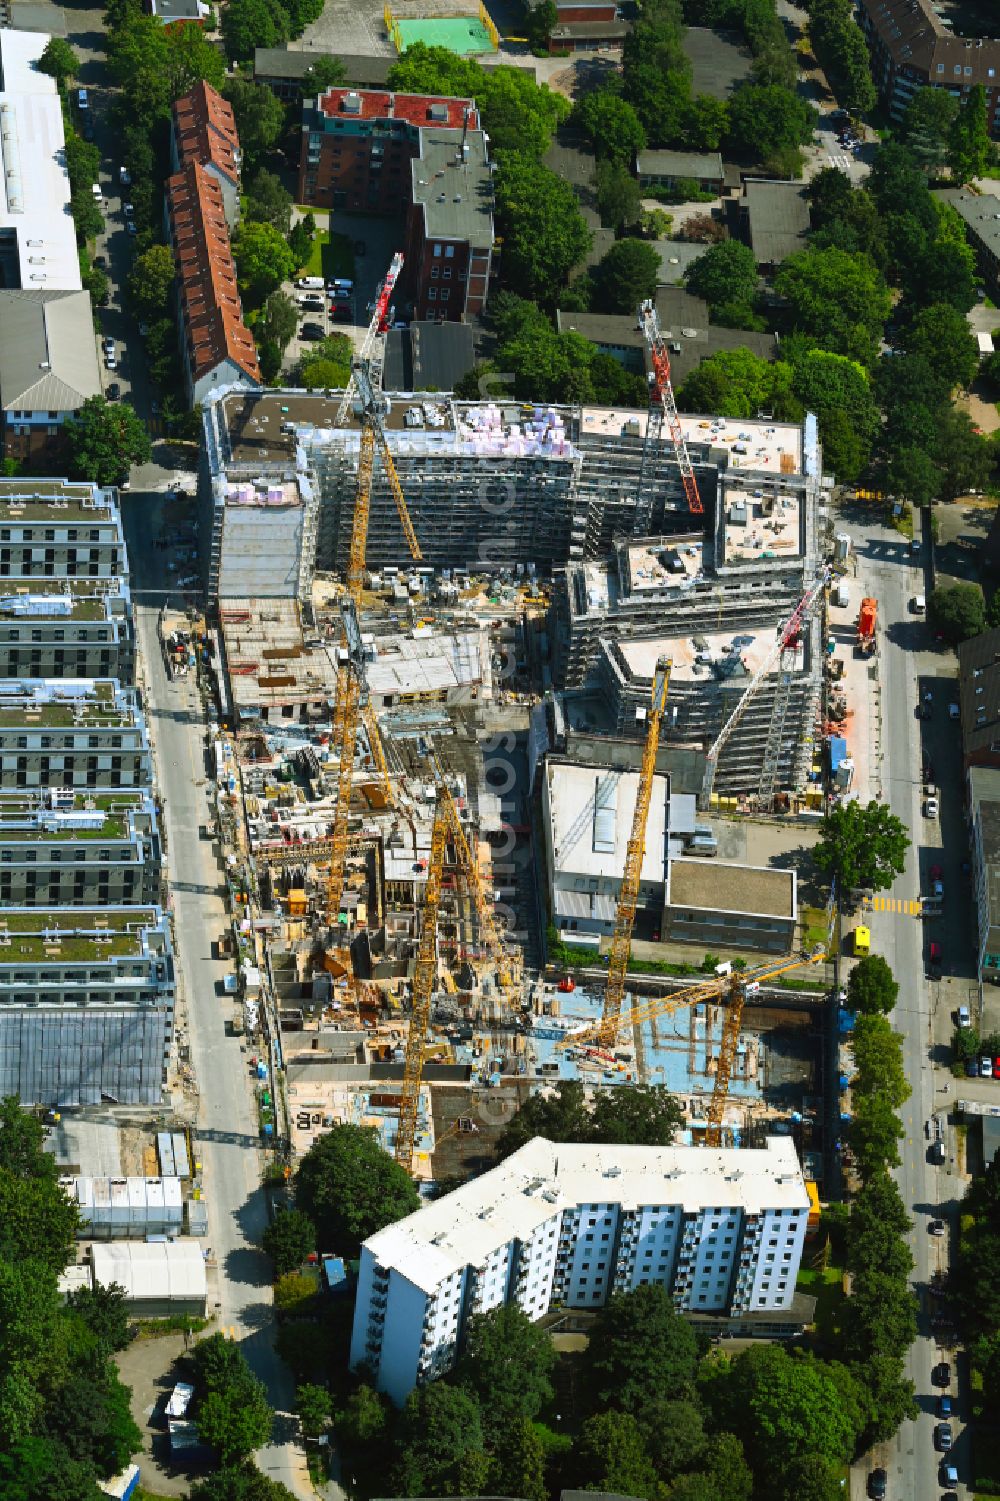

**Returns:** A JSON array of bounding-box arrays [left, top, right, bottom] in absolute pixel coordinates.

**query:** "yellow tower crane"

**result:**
[[325, 359, 422, 932], [560, 922, 833, 1146], [599, 656, 672, 1046], [395, 794, 449, 1169]]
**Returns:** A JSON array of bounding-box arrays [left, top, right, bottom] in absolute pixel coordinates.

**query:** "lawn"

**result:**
[[796, 1262, 846, 1348], [322, 231, 355, 282], [298, 226, 329, 278]]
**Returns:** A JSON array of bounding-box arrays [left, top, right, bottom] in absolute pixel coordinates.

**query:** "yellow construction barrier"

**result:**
[[479, 0, 499, 47], [384, 3, 402, 50]]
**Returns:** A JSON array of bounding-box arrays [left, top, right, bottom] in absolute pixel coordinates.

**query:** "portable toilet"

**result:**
[[853, 925, 871, 955]]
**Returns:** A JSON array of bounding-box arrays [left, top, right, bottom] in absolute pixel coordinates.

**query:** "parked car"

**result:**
[[125, 219, 137, 236], [949, 702, 960, 720], [938, 1395, 952, 1417], [82, 117, 94, 142], [936, 1424, 953, 1452], [957, 1004, 971, 1026], [119, 166, 131, 186], [300, 321, 325, 340], [106, 382, 120, 401], [77, 88, 88, 110], [867, 1468, 886, 1500], [924, 796, 939, 818], [966, 1058, 980, 1077], [940, 1467, 958, 1490], [933, 1362, 951, 1387], [90, 182, 103, 202], [929, 1219, 945, 1236], [93, 254, 107, 271], [104, 351, 117, 371], [983, 1056, 994, 1078], [102, 336, 115, 355]]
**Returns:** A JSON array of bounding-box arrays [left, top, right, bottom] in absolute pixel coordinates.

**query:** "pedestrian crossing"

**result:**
[[827, 153, 853, 171], [867, 896, 922, 915]]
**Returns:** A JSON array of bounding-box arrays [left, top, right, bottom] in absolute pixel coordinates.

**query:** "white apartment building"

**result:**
[[350, 1134, 809, 1405]]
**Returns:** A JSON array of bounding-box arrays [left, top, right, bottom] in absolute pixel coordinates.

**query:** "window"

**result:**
[[431, 265, 439, 278], [433, 243, 442, 256], [445, 244, 455, 258], [427, 287, 437, 300], [937, 63, 945, 72], [440, 288, 450, 302]]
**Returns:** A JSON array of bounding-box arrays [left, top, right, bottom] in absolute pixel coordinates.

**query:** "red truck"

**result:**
[[857, 597, 877, 655]]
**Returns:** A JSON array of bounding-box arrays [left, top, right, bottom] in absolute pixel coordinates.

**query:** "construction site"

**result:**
[[198, 274, 843, 1189]]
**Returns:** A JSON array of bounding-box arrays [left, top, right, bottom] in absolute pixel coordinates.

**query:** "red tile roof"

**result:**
[[173, 80, 240, 187], [319, 88, 478, 129], [166, 162, 260, 388]]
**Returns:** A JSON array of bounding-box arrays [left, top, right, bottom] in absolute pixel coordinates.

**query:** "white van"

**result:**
[[296, 276, 325, 290], [911, 594, 926, 614]]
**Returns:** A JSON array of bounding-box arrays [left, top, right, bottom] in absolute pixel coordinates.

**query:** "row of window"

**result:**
[[0, 631, 113, 642], [0, 529, 105, 541]]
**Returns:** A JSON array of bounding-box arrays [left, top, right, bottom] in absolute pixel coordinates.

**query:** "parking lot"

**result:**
[[281, 210, 406, 373]]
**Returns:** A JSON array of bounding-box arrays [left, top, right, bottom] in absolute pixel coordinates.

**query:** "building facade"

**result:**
[[0, 480, 127, 579], [857, 0, 1000, 135], [0, 583, 134, 681], [0, 791, 161, 906], [0, 681, 152, 789], [968, 765, 1000, 987], [350, 1134, 810, 1405]]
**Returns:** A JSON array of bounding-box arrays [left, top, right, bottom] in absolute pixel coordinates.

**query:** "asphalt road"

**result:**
[[125, 493, 313, 1499], [843, 505, 970, 1501]]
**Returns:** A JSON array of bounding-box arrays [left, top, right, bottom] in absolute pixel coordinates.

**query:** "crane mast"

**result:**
[[699, 567, 830, 809], [637, 299, 703, 524], [599, 657, 671, 1045], [334, 251, 404, 425], [394, 796, 449, 1169]]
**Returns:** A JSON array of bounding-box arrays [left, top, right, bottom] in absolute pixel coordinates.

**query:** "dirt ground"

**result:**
[[932, 497, 995, 592]]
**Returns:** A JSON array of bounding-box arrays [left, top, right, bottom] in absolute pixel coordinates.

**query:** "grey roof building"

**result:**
[[958, 627, 1000, 769], [934, 189, 1000, 294], [254, 47, 392, 98], [968, 765, 1000, 986], [741, 180, 811, 271], [683, 27, 753, 101], [0, 290, 101, 420], [637, 150, 726, 190], [383, 322, 477, 393]]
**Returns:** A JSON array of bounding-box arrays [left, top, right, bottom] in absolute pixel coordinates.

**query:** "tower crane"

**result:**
[[635, 299, 703, 530], [395, 793, 449, 1170], [699, 567, 830, 810], [560, 930, 832, 1147], [599, 657, 671, 1046], [335, 252, 404, 425]]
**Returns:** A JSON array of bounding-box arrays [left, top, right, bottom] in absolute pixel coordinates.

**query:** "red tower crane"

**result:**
[[638, 297, 703, 519]]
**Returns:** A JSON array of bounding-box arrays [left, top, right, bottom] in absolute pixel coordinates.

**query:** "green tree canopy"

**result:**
[[296, 1383, 331, 1439], [677, 348, 798, 421], [190, 1469, 299, 1501], [726, 83, 814, 164], [586, 1284, 700, 1422], [899, 301, 980, 392], [392, 1382, 488, 1496], [595, 160, 642, 233], [496, 1079, 682, 1158], [935, 407, 995, 502], [948, 83, 991, 185], [493, 153, 592, 302], [592, 239, 661, 313], [127, 244, 175, 322], [638, 1397, 705, 1480], [572, 87, 646, 166], [852, 1015, 910, 1111], [221, 0, 290, 62], [710, 1345, 861, 1475], [223, 79, 286, 174], [684, 238, 758, 313], [454, 1304, 556, 1436], [37, 37, 78, 87], [387, 45, 568, 157], [846, 955, 899, 1017], [262, 1207, 316, 1277], [808, 0, 876, 115], [813, 799, 909, 895], [789, 348, 879, 483], [0, 1438, 99, 1501], [197, 1383, 273, 1465], [65, 1282, 133, 1355], [295, 1124, 420, 1257], [62, 397, 151, 487], [301, 56, 347, 95], [232, 221, 297, 309], [574, 1410, 659, 1500], [244, 169, 293, 234], [929, 581, 986, 645], [848, 1091, 905, 1175], [774, 247, 890, 365], [902, 87, 958, 174]]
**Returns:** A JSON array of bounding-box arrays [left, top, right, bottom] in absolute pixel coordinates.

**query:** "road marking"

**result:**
[[870, 896, 922, 915]]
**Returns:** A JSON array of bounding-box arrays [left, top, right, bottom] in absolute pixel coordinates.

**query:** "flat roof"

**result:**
[[0, 477, 120, 520], [617, 625, 797, 685], [364, 1134, 809, 1293], [626, 538, 704, 588], [683, 26, 753, 99], [410, 127, 494, 247], [637, 149, 724, 179], [578, 407, 803, 475], [668, 857, 795, 919], [0, 31, 81, 290], [742, 178, 811, 265], [90, 1239, 206, 1301], [0, 679, 138, 728], [366, 629, 489, 697], [723, 481, 803, 562], [0, 905, 163, 961], [546, 758, 668, 885]]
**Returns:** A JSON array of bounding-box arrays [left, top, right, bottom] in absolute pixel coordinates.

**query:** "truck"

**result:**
[[857, 597, 877, 655]]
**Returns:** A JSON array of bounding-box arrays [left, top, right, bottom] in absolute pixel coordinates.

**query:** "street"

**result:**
[[124, 492, 314, 1499], [843, 503, 971, 1501]]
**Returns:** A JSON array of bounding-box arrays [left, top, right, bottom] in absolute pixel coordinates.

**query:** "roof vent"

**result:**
[[428, 103, 448, 122], [341, 91, 363, 115]]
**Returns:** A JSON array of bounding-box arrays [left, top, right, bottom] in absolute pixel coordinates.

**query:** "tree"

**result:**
[[262, 1207, 316, 1277], [682, 211, 727, 244], [222, 0, 290, 62], [777, 1452, 845, 1501], [259, 291, 299, 355], [295, 1124, 420, 1257], [852, 1016, 910, 1110], [298, 333, 352, 390], [774, 247, 890, 365], [638, 1398, 705, 1481], [493, 1417, 547, 1501], [245, 169, 293, 233], [848, 1092, 905, 1175], [127, 244, 175, 322], [790, 349, 879, 483], [856, 1354, 918, 1444], [493, 153, 591, 301], [592, 239, 661, 314], [572, 1410, 658, 1499], [336, 1384, 389, 1447], [882, 443, 939, 509], [61, 396, 151, 486], [301, 56, 347, 96], [813, 799, 909, 895], [685, 238, 758, 314], [902, 87, 958, 174], [929, 581, 986, 645], [683, 93, 729, 151], [526, 0, 557, 50], [232, 221, 297, 309], [0, 1098, 60, 1180], [935, 407, 995, 502], [190, 1470, 298, 1501], [711, 1345, 860, 1476], [392, 1382, 487, 1496], [726, 83, 814, 163], [66, 1281, 133, 1353], [163, 19, 226, 97], [455, 1305, 556, 1435], [497, 1079, 592, 1157], [899, 302, 979, 392], [69, 186, 103, 246], [949, 84, 991, 185], [198, 1383, 273, 1465], [595, 160, 641, 233], [808, 0, 876, 115], [0, 1438, 99, 1501], [37, 37, 79, 88], [678, 349, 798, 421], [847, 955, 899, 1017], [296, 1383, 331, 1439], [573, 88, 646, 166], [224, 79, 286, 175], [586, 1285, 700, 1422], [589, 1083, 683, 1144], [387, 46, 568, 158], [49, 1359, 142, 1477], [841, 1270, 918, 1358]]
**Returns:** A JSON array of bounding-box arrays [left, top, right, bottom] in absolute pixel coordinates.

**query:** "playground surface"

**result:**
[[395, 15, 495, 51]]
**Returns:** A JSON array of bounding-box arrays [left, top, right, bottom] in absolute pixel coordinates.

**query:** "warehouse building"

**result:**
[[350, 1134, 810, 1404], [89, 1240, 207, 1316]]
